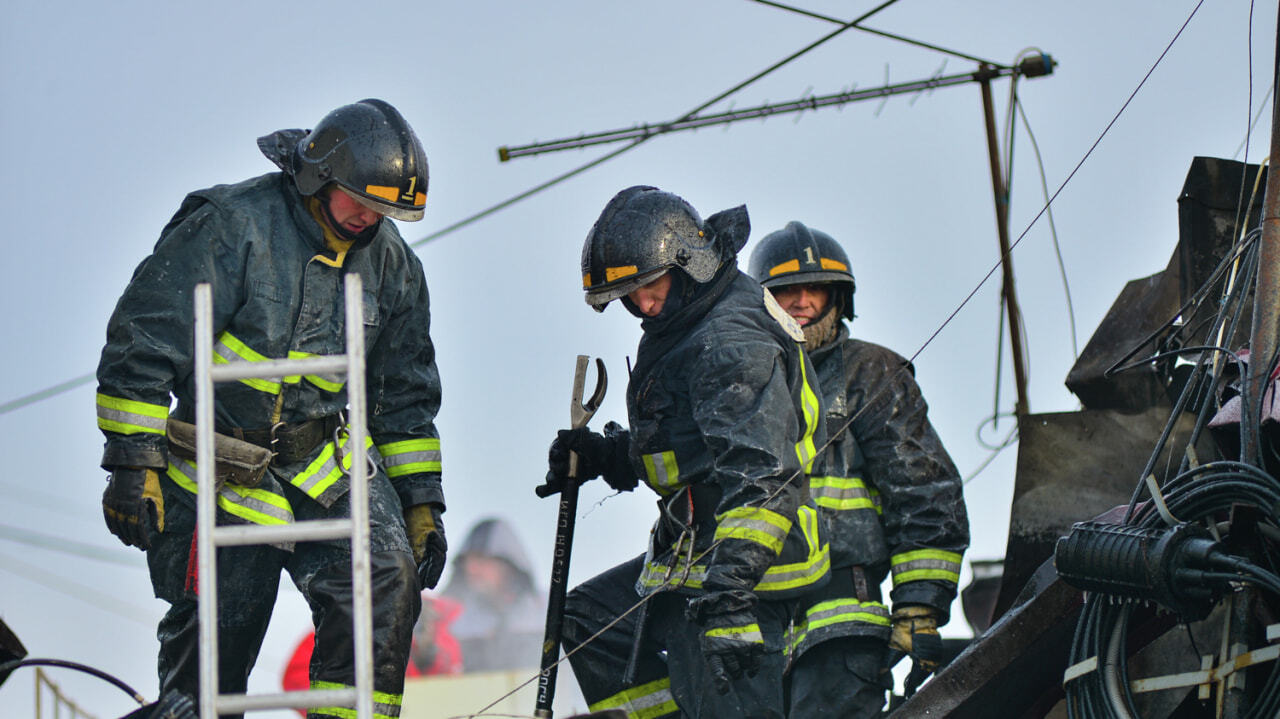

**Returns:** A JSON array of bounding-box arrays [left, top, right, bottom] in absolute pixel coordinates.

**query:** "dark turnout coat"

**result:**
[[626, 268, 830, 600], [95, 172, 443, 519], [789, 323, 968, 656]]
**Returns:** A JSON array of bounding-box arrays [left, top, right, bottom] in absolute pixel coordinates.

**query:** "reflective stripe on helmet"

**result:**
[[605, 265, 639, 282], [96, 393, 168, 435], [769, 259, 800, 276]]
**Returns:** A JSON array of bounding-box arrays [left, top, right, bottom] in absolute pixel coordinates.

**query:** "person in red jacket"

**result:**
[[282, 594, 463, 710]]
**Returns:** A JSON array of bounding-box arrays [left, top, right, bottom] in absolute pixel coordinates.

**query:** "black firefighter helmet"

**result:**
[[258, 99, 429, 222], [748, 220, 856, 320], [580, 185, 749, 311]]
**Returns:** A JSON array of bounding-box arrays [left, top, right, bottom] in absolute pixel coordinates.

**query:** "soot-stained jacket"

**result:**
[[626, 268, 830, 600], [95, 171, 443, 522], [790, 323, 967, 654]]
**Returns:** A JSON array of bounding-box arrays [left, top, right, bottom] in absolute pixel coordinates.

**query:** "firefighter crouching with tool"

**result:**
[[749, 221, 970, 717], [96, 99, 447, 718], [539, 186, 830, 718]]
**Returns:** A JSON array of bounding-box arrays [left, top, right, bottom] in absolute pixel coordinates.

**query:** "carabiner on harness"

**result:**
[[658, 488, 698, 587], [330, 412, 378, 479]]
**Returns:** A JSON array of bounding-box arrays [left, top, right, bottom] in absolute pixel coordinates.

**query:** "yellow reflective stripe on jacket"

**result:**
[[795, 357, 820, 472], [285, 350, 346, 393], [714, 506, 792, 555], [641, 450, 681, 495], [165, 458, 294, 526], [377, 438, 441, 477], [96, 393, 168, 435], [752, 504, 830, 593], [639, 506, 828, 595], [706, 623, 764, 644], [589, 676, 679, 719], [787, 597, 890, 653], [213, 331, 281, 394], [310, 680, 402, 719], [810, 475, 882, 514], [891, 548, 963, 586], [291, 432, 377, 503]]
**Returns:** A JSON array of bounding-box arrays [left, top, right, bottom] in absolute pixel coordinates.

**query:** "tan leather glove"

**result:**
[[888, 604, 942, 672], [404, 503, 446, 590]]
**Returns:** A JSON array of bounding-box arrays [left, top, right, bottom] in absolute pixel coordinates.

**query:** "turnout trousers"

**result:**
[[563, 555, 793, 719], [146, 471, 420, 719]]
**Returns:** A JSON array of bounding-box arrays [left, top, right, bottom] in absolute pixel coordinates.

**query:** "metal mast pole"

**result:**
[[978, 64, 1030, 416]]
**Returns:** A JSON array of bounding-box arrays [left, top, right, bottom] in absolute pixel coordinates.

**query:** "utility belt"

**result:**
[[165, 414, 342, 488], [218, 414, 344, 464]]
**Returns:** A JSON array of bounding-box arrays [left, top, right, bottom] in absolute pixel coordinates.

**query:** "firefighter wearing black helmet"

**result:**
[[96, 99, 445, 716], [749, 221, 969, 718], [541, 187, 830, 718]]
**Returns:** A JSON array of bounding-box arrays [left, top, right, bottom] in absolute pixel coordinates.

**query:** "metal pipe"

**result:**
[[978, 65, 1030, 416], [344, 272, 375, 719], [1242, 6, 1280, 465], [194, 283, 219, 719]]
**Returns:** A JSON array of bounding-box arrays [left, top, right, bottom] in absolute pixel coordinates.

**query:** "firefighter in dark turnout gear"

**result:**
[[96, 99, 445, 718], [749, 221, 969, 718], [542, 187, 829, 718]]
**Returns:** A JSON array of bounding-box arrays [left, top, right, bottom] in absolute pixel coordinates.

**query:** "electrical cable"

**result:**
[[410, 0, 903, 250], [1015, 94, 1079, 359], [0, 658, 146, 707], [746, 0, 1009, 68]]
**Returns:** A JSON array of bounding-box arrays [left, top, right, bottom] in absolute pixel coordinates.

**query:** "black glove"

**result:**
[[405, 503, 447, 590], [685, 589, 765, 695], [539, 421, 636, 497], [102, 467, 165, 550]]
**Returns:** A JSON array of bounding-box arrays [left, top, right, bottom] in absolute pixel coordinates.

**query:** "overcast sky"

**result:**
[[1, 1, 1274, 717]]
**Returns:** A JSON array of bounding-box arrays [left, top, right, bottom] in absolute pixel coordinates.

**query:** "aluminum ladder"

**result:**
[[192, 273, 375, 717]]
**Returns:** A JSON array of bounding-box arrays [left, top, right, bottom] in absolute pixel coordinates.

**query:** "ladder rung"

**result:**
[[210, 355, 348, 382], [217, 688, 357, 713], [213, 519, 355, 546]]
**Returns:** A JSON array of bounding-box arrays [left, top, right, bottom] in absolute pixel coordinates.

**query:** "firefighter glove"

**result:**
[[685, 589, 765, 695], [405, 503, 447, 590], [888, 604, 943, 673], [102, 467, 165, 550], [540, 421, 637, 496]]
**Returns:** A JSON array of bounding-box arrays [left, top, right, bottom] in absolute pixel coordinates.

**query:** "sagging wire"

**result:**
[[1232, 84, 1274, 161], [410, 0, 903, 250], [1016, 94, 1078, 360]]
